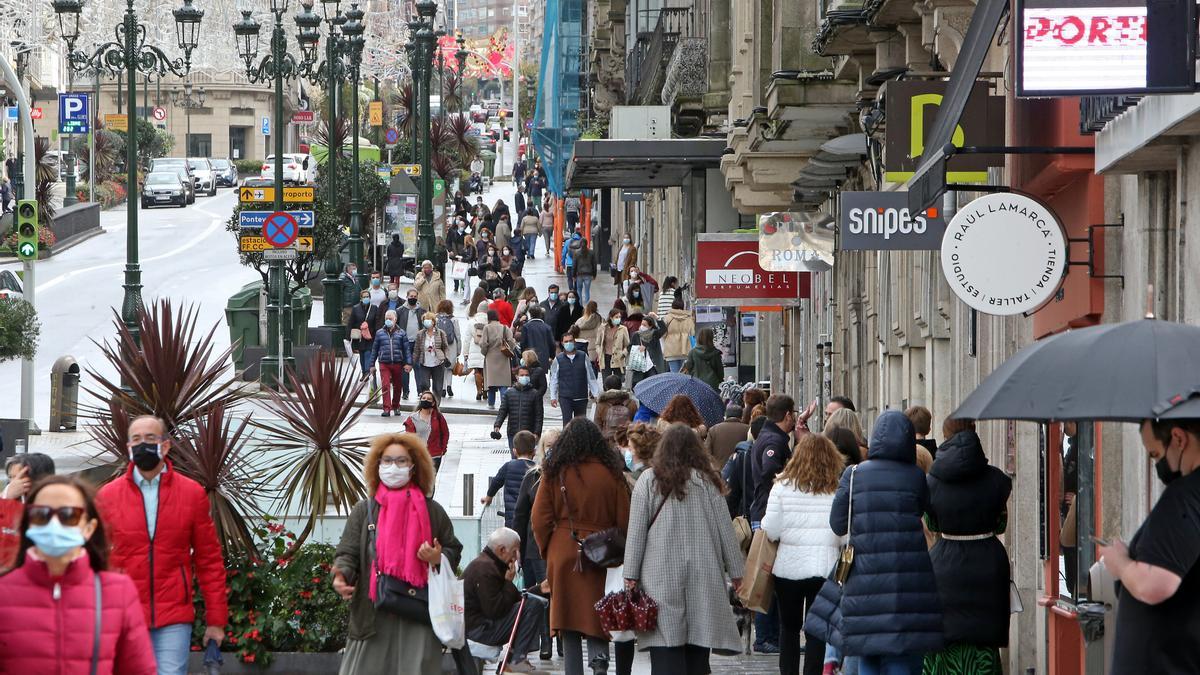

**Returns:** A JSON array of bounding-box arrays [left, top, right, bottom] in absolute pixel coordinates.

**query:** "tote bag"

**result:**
[[736, 529, 778, 613], [428, 554, 465, 648]]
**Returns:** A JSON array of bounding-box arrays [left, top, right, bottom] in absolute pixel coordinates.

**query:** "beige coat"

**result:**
[[478, 320, 516, 388], [413, 328, 449, 367], [495, 219, 513, 252], [520, 213, 540, 236], [661, 308, 695, 360], [413, 271, 445, 312], [598, 323, 631, 370], [574, 313, 604, 351]]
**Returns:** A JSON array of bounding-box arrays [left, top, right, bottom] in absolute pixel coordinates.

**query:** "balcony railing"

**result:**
[[625, 7, 692, 105], [1079, 95, 1142, 135]]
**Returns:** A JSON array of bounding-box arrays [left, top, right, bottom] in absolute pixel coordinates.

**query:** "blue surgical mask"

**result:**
[[361, 297, 370, 305], [568, 298, 576, 305], [26, 519, 86, 558], [518, 375, 531, 386], [564, 342, 576, 352], [423, 319, 434, 328], [385, 319, 395, 328], [611, 317, 622, 326]]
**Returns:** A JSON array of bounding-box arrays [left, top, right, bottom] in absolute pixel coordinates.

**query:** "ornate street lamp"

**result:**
[[169, 81, 206, 156], [54, 0, 203, 345], [339, 2, 367, 298], [414, 0, 438, 264], [231, 3, 321, 388]]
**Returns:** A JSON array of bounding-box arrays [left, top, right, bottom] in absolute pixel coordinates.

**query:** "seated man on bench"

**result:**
[[464, 527, 548, 673]]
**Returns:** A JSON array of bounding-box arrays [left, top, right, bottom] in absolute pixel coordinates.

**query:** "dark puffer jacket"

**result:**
[[926, 430, 1012, 648], [494, 383, 544, 438], [804, 410, 943, 657]]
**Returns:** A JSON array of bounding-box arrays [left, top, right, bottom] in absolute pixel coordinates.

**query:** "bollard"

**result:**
[[463, 473, 474, 517], [49, 355, 81, 432]]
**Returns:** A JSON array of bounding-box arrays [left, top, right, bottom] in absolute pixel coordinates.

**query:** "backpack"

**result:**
[[602, 399, 633, 438], [436, 314, 459, 345]]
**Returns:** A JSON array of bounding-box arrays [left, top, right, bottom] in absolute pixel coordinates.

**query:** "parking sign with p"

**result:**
[[58, 93, 89, 135]]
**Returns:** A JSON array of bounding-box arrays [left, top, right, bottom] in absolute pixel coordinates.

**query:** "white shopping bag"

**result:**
[[428, 554, 466, 648], [450, 260, 470, 280], [605, 566, 636, 643]]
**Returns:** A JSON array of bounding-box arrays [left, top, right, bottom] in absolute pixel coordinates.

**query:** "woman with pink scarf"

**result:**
[[333, 432, 463, 674]]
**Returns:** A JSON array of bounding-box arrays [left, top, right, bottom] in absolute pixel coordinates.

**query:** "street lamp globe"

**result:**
[[172, 0, 204, 56], [51, 0, 84, 47], [319, 0, 342, 24], [270, 0, 290, 17], [233, 10, 262, 63], [416, 0, 437, 20]]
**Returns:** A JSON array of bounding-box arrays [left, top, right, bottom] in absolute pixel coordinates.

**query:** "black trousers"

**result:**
[[648, 644, 710, 674], [466, 594, 548, 665], [774, 576, 825, 675]]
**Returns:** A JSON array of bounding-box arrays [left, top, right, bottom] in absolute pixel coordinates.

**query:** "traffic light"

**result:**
[[15, 199, 37, 261]]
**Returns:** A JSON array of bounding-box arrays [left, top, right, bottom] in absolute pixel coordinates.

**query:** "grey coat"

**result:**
[[478, 321, 515, 388], [623, 468, 744, 654]]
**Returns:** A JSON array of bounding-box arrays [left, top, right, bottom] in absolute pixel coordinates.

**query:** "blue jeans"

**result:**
[[487, 385, 508, 407], [576, 275, 593, 305], [403, 341, 416, 396], [523, 233, 538, 257], [857, 654, 922, 675], [565, 265, 576, 292], [358, 347, 373, 376], [667, 358, 684, 373], [150, 623, 192, 675]]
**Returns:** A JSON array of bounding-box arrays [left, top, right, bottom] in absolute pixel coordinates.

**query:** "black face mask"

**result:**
[[1156, 454, 1183, 485], [129, 442, 162, 472], [408, 298, 418, 306], [418, 400, 434, 410]]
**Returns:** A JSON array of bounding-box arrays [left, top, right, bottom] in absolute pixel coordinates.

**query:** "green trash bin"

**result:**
[[480, 150, 497, 179], [290, 286, 313, 346], [225, 280, 264, 371]]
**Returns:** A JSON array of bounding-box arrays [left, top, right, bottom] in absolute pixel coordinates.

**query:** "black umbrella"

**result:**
[[951, 319, 1200, 422]]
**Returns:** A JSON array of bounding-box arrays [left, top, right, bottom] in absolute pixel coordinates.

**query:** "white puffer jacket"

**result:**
[[761, 480, 843, 581]]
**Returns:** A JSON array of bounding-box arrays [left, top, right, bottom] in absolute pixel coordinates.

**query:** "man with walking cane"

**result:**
[[463, 527, 548, 673]]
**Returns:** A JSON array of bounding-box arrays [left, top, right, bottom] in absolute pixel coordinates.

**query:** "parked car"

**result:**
[[141, 171, 189, 208], [44, 150, 79, 181], [187, 158, 217, 196], [240, 176, 273, 188], [0, 269, 23, 301], [210, 157, 238, 187], [148, 158, 196, 203], [261, 153, 317, 185]]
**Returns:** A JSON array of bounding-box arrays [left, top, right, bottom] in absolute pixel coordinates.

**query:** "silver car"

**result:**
[[187, 157, 217, 196]]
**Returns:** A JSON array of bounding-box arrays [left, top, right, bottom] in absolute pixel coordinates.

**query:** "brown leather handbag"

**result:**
[[560, 475, 625, 570]]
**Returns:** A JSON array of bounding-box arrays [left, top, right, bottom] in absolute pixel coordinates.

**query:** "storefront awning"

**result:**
[[566, 138, 727, 189], [906, 0, 1007, 212]]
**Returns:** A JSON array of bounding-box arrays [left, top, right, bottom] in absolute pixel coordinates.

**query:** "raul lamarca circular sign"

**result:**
[[940, 192, 1067, 316]]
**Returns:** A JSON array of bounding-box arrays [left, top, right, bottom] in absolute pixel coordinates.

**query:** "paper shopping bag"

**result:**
[[736, 529, 778, 613]]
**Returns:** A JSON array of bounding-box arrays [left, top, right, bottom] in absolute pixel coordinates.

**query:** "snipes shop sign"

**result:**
[[839, 191, 947, 250], [695, 234, 809, 307], [940, 193, 1067, 316]]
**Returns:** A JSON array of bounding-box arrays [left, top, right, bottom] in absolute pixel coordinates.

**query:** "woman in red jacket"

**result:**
[[0, 475, 157, 674], [403, 390, 450, 471]]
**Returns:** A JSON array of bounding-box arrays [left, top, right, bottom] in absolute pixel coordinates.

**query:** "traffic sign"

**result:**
[[58, 93, 89, 135], [385, 128, 399, 145], [263, 248, 297, 260], [239, 235, 314, 253], [433, 179, 445, 199], [152, 106, 167, 121], [368, 100, 383, 126], [261, 116, 271, 135], [240, 186, 273, 203], [239, 210, 316, 230], [293, 111, 314, 123], [16, 242, 35, 258], [262, 211, 299, 248], [397, 164, 422, 177], [105, 113, 128, 132], [4, 107, 15, 123]]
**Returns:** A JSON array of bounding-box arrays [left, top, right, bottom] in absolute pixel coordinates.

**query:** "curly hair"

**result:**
[[651, 424, 726, 499], [741, 388, 767, 423], [778, 434, 844, 494], [542, 418, 626, 482], [365, 433, 436, 497], [625, 422, 662, 465], [659, 394, 705, 428]]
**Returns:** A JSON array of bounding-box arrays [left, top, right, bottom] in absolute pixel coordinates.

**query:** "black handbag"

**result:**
[[559, 475, 625, 570], [366, 499, 430, 624]]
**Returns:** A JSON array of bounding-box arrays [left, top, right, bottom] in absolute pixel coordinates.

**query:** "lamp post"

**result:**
[[405, 30, 418, 165], [309, 0, 348, 330], [414, 0, 437, 264], [169, 81, 206, 156], [339, 3, 367, 294], [53, 0, 203, 346], [232, 0, 321, 388]]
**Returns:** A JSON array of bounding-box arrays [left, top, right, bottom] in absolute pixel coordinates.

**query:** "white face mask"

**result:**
[[379, 464, 411, 488]]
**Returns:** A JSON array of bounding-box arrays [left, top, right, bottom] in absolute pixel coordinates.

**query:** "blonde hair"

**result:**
[[422, 311, 437, 323], [824, 407, 865, 444], [364, 433, 436, 496], [626, 422, 662, 464], [778, 434, 844, 494], [535, 428, 562, 464]]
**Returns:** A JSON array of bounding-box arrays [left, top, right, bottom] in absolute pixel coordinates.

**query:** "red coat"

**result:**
[[96, 463, 228, 629], [404, 410, 450, 457], [489, 298, 515, 326], [0, 553, 157, 675]]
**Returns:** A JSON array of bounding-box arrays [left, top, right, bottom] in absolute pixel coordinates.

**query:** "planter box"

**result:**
[[187, 650, 465, 673]]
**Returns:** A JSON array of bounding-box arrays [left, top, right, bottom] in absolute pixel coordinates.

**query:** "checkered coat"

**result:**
[[622, 468, 744, 653]]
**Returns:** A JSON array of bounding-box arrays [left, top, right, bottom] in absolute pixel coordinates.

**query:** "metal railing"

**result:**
[[1079, 95, 1142, 135], [626, 6, 692, 105]]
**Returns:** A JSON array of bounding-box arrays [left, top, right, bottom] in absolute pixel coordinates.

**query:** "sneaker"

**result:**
[[381, 410, 391, 417], [822, 664, 840, 675], [539, 647, 552, 661], [754, 641, 779, 654]]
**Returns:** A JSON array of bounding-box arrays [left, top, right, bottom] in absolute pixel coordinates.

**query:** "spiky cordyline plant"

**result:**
[[256, 352, 375, 552]]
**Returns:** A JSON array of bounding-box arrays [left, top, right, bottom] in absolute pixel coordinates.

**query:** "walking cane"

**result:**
[[495, 591, 529, 675]]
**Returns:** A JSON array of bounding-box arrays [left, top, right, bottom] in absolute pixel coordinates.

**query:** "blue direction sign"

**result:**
[[261, 116, 271, 135], [239, 210, 315, 230], [58, 93, 89, 134]]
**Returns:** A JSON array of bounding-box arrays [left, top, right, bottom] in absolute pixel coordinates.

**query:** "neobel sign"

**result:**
[[839, 191, 947, 250], [694, 234, 809, 307], [1016, 0, 1196, 96]]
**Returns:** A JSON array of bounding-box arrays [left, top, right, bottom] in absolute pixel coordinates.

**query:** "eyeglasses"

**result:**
[[26, 505, 86, 527], [380, 457, 412, 467], [128, 434, 164, 444]]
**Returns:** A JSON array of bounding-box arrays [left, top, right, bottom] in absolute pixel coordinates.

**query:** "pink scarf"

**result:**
[[369, 483, 432, 602]]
